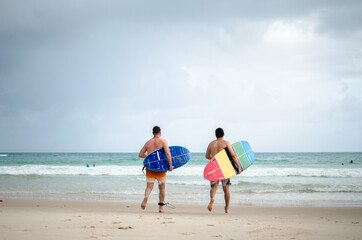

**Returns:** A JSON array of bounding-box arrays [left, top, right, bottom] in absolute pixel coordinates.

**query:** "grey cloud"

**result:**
[[315, 1, 362, 36]]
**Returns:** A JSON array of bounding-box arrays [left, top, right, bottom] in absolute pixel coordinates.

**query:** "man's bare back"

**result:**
[[206, 138, 235, 160], [141, 137, 168, 156]]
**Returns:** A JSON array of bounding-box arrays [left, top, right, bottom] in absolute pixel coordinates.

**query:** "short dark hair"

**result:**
[[153, 126, 161, 134], [215, 128, 224, 138]]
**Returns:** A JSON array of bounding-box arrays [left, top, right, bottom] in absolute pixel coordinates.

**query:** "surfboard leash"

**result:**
[[158, 202, 176, 209]]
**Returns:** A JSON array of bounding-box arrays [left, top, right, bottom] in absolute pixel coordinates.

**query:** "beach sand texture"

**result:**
[[0, 199, 361, 240]]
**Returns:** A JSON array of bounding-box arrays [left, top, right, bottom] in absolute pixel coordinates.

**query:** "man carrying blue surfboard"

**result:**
[[205, 128, 242, 213], [138, 126, 173, 213]]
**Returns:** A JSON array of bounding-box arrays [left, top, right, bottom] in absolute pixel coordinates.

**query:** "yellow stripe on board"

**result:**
[[215, 150, 236, 179]]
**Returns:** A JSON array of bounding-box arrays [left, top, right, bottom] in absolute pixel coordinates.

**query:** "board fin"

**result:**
[[224, 147, 239, 174]]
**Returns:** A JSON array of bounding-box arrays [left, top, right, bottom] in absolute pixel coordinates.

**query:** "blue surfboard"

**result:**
[[143, 146, 190, 171]]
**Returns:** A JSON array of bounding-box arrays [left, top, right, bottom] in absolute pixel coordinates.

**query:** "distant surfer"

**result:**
[[138, 126, 173, 213], [205, 128, 242, 213]]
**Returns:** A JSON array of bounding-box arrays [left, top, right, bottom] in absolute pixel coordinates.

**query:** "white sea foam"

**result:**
[[167, 180, 208, 186], [245, 167, 362, 178], [0, 189, 145, 195], [0, 165, 361, 178], [0, 165, 144, 176], [0, 154, 8, 157]]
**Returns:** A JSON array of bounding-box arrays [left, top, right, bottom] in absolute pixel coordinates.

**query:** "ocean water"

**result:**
[[0, 152, 361, 206]]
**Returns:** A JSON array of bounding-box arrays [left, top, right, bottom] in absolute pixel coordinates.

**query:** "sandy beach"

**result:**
[[0, 199, 361, 240]]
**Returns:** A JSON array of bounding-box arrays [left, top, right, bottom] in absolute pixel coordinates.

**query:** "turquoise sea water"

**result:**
[[0, 152, 361, 206]]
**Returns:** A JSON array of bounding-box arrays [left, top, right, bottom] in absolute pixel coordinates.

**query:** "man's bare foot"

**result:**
[[224, 206, 229, 213], [207, 199, 214, 212], [159, 207, 164, 213], [141, 197, 148, 210]]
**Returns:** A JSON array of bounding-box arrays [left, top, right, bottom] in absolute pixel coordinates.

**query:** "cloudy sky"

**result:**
[[0, 0, 361, 152]]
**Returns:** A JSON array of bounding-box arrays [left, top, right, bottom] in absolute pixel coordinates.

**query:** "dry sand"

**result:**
[[0, 199, 361, 240]]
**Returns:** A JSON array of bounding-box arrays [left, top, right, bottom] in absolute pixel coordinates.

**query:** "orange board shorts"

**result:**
[[146, 169, 166, 184]]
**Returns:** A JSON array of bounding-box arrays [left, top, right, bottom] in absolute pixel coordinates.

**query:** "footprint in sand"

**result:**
[[0, 225, 11, 230], [118, 226, 133, 230], [180, 232, 195, 235], [102, 234, 113, 237], [161, 221, 175, 224], [320, 217, 331, 222]]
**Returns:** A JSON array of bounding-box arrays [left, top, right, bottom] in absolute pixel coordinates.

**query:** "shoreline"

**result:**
[[1, 198, 361, 240], [2, 195, 362, 208]]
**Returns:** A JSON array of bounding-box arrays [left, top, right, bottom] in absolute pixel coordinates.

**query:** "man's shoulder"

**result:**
[[144, 138, 157, 147], [145, 138, 154, 145], [207, 140, 216, 147], [146, 137, 168, 149], [223, 139, 231, 145], [210, 139, 219, 144], [217, 139, 231, 149]]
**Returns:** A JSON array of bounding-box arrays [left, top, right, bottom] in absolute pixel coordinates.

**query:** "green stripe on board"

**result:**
[[232, 142, 251, 170]]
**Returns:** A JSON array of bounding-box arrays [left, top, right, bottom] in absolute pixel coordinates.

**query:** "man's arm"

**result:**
[[205, 143, 212, 160], [163, 140, 173, 171], [138, 145, 148, 158]]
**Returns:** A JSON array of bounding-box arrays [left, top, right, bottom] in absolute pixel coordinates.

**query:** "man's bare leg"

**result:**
[[208, 183, 218, 212], [141, 182, 154, 210], [158, 182, 166, 212], [223, 185, 230, 213]]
